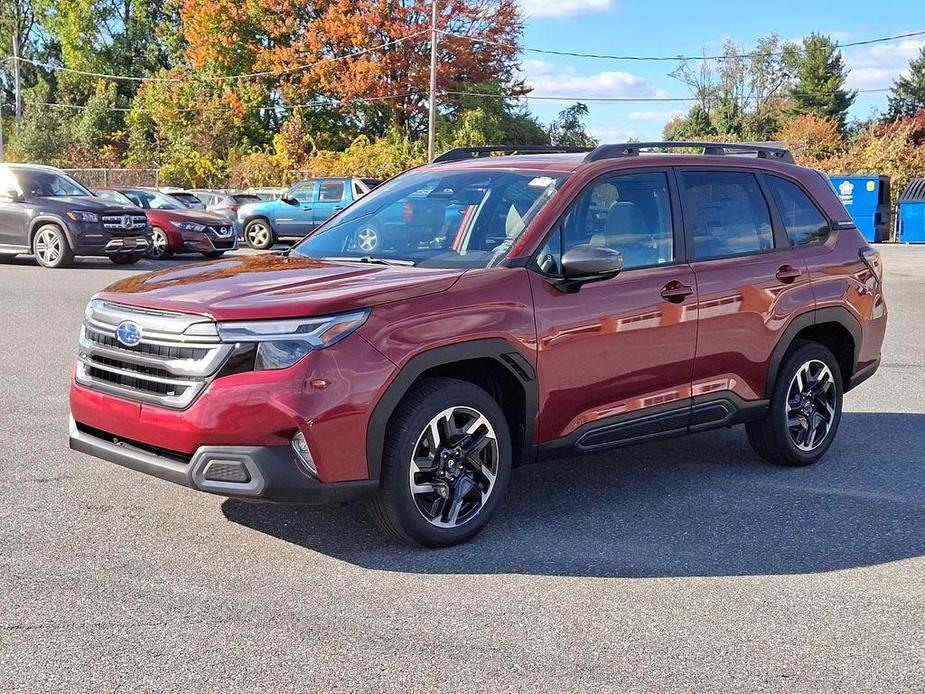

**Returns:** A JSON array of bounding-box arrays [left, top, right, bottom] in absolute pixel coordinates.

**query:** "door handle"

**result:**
[[775, 264, 802, 283], [660, 280, 694, 303]]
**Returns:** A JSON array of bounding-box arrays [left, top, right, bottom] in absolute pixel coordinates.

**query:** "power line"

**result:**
[[4, 31, 430, 83], [445, 87, 892, 103], [442, 28, 925, 62]]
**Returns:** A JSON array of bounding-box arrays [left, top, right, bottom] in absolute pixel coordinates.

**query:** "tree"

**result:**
[[787, 33, 856, 130], [664, 104, 715, 140], [182, 0, 527, 135], [887, 46, 925, 120], [774, 114, 845, 165], [547, 103, 597, 147]]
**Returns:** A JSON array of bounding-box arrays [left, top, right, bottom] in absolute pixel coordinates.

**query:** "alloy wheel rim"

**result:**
[[786, 359, 837, 451], [248, 224, 269, 247], [35, 229, 60, 264], [409, 406, 499, 529], [357, 227, 378, 252], [149, 229, 168, 258]]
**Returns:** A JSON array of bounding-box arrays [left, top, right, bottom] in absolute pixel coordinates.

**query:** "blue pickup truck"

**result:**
[[236, 177, 381, 249]]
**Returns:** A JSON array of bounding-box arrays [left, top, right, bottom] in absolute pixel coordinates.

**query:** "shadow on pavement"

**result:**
[[222, 411, 925, 577]]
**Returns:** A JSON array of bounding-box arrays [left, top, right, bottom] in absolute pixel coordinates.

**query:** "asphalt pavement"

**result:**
[[1, 246, 923, 692]]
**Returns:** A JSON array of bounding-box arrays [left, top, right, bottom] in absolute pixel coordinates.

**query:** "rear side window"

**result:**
[[319, 181, 345, 202], [766, 176, 830, 246], [680, 171, 774, 260]]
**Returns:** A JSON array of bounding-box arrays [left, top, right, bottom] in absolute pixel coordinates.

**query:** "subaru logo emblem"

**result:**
[[116, 320, 143, 347]]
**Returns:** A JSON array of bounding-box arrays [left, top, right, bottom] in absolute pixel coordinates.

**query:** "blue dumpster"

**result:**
[[897, 178, 925, 244], [830, 175, 891, 242]]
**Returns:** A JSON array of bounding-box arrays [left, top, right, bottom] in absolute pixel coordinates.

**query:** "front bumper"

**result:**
[[71, 234, 150, 255], [68, 416, 377, 504], [181, 233, 237, 253]]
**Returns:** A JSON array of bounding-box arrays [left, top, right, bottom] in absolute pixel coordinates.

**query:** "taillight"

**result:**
[[402, 201, 414, 223], [859, 247, 883, 283]]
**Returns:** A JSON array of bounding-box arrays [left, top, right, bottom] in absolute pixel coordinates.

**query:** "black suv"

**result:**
[[0, 164, 151, 268]]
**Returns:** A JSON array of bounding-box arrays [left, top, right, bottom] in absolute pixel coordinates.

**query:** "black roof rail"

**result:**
[[433, 145, 594, 163], [584, 141, 795, 164]]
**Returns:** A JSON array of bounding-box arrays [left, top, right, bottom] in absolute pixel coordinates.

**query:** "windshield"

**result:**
[[291, 168, 568, 268], [94, 190, 135, 206], [120, 189, 186, 210], [16, 170, 92, 197]]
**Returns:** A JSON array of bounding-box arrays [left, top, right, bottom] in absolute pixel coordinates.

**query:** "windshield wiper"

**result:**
[[320, 256, 416, 267]]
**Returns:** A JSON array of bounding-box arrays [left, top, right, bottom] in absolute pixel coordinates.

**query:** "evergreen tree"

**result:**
[[787, 33, 856, 130], [887, 46, 925, 120], [547, 103, 597, 147]]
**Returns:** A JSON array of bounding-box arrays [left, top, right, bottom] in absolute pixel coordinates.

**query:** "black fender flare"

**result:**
[[365, 338, 538, 479], [765, 306, 863, 397]]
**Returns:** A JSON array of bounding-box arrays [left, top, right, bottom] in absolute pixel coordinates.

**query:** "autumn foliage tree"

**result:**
[[774, 114, 845, 166]]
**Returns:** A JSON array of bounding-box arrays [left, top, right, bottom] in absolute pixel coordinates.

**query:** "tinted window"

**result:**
[[121, 189, 184, 210], [766, 176, 829, 246], [681, 171, 774, 259], [538, 172, 673, 273], [15, 170, 91, 197], [233, 194, 262, 205], [319, 181, 345, 202]]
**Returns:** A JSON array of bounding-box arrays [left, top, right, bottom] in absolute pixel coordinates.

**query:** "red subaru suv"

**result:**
[[69, 143, 887, 547]]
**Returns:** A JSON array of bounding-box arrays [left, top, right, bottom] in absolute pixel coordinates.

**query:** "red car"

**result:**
[[93, 187, 237, 260], [71, 143, 887, 547]]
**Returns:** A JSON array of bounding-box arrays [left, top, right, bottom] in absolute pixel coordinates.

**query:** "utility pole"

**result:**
[[427, 0, 438, 161], [12, 29, 23, 126]]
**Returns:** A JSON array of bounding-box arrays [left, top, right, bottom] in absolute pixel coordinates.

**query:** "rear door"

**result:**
[[313, 180, 347, 227], [0, 168, 28, 247], [677, 168, 814, 408]]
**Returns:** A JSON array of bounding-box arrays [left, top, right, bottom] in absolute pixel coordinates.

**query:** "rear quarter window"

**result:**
[[766, 175, 830, 246]]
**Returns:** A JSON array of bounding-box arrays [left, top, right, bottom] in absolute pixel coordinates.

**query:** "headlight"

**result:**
[[217, 310, 369, 370], [67, 211, 99, 223], [171, 220, 207, 233]]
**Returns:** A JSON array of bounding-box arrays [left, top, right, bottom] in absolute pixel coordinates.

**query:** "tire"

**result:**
[[244, 219, 274, 250], [146, 227, 173, 260], [368, 377, 512, 547], [32, 224, 74, 268], [201, 251, 225, 259], [746, 340, 843, 467], [354, 221, 382, 253], [110, 253, 143, 265]]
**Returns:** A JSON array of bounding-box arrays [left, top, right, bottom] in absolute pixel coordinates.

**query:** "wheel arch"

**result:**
[[766, 307, 862, 396], [365, 339, 538, 480], [29, 216, 74, 249]]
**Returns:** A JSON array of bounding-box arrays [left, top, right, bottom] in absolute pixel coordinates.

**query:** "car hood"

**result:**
[[97, 253, 464, 321], [146, 208, 230, 225], [27, 195, 144, 214]]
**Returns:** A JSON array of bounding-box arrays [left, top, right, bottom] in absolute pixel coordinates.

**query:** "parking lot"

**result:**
[[1, 245, 923, 692]]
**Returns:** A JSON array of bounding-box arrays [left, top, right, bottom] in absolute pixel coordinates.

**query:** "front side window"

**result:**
[[766, 175, 830, 246], [121, 189, 184, 210], [291, 168, 568, 269], [319, 181, 345, 202], [16, 170, 92, 198], [681, 171, 774, 260], [533, 171, 674, 274], [287, 182, 315, 203]]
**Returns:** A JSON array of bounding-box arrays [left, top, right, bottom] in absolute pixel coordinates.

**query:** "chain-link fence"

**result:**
[[63, 168, 161, 188]]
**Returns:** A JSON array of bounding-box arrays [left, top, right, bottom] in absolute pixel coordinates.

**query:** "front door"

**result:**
[[530, 170, 699, 449], [276, 181, 315, 235], [677, 168, 814, 405]]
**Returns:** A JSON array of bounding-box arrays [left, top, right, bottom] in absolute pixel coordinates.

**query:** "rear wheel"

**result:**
[[244, 219, 274, 250], [146, 227, 173, 260], [368, 378, 512, 547], [746, 341, 843, 467], [110, 253, 143, 265], [32, 224, 74, 268], [354, 221, 381, 253]]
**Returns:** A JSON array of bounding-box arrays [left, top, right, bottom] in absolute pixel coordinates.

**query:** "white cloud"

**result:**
[[518, 0, 616, 19], [588, 126, 641, 142], [843, 39, 925, 91], [626, 110, 685, 123], [520, 60, 667, 100]]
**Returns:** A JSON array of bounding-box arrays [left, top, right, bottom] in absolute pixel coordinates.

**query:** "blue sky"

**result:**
[[514, 0, 924, 141]]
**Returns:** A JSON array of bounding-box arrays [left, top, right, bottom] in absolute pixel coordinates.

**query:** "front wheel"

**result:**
[[201, 251, 225, 259], [244, 219, 274, 250], [368, 378, 512, 547], [354, 222, 381, 253], [33, 224, 74, 268], [746, 341, 843, 467], [110, 253, 143, 265], [146, 227, 173, 260]]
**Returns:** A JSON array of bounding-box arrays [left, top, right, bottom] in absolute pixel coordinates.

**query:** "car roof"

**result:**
[[3, 163, 65, 173]]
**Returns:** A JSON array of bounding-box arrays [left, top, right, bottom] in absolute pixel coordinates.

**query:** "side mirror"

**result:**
[[557, 244, 623, 292], [281, 195, 298, 205]]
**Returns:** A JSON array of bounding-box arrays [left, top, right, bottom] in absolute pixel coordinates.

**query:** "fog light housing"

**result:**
[[290, 431, 317, 478]]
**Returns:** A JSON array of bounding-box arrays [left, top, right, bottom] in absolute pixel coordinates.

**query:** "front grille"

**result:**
[[76, 300, 233, 409], [101, 213, 148, 232]]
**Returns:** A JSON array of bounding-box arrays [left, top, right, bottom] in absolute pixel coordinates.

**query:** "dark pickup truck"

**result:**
[[0, 163, 151, 268]]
